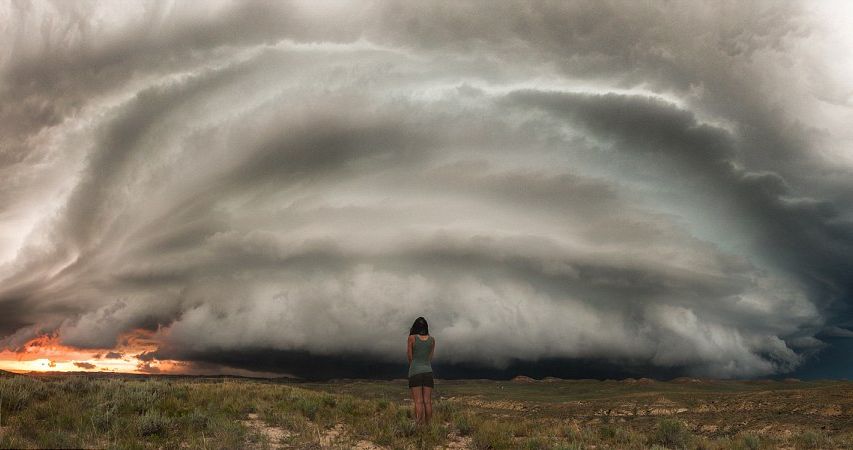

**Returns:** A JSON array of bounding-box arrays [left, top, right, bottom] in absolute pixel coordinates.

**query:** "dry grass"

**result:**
[[0, 373, 851, 449]]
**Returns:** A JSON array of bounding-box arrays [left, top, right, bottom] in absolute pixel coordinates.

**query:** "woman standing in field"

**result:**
[[407, 317, 435, 425]]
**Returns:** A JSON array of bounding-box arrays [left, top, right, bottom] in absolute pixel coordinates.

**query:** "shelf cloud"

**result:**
[[1, 0, 852, 379]]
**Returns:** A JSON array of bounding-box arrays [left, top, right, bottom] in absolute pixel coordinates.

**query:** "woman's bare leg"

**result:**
[[422, 386, 433, 423], [410, 387, 424, 423]]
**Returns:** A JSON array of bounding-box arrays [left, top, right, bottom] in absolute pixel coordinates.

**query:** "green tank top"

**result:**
[[408, 335, 433, 377]]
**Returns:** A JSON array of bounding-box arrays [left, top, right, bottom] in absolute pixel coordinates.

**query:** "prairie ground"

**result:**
[[0, 371, 851, 449]]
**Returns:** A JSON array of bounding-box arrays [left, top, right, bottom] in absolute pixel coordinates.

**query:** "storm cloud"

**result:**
[[1, 0, 852, 379]]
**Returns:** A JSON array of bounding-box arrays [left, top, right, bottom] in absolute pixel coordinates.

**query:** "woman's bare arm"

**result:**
[[407, 335, 413, 364], [428, 337, 435, 361]]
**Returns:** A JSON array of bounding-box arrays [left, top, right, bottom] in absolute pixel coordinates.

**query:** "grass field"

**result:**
[[0, 371, 851, 449]]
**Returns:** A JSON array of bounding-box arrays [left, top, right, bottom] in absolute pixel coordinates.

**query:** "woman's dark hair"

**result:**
[[409, 317, 429, 336]]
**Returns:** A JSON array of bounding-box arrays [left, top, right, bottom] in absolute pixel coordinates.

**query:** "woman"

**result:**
[[407, 316, 435, 425]]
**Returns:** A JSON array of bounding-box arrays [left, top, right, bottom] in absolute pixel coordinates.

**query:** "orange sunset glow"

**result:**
[[0, 331, 288, 378], [0, 330, 182, 375]]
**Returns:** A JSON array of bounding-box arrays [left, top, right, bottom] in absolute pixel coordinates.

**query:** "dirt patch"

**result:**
[[241, 413, 291, 449], [317, 422, 388, 450], [440, 429, 473, 449], [595, 402, 688, 417], [820, 404, 842, 416], [460, 397, 527, 411], [354, 439, 387, 449], [319, 423, 346, 447]]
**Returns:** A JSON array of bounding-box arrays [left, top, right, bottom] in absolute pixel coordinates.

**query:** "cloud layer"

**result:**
[[2, 0, 852, 378]]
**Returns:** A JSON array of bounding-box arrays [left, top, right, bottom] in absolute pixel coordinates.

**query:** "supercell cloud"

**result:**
[[1, 1, 853, 378]]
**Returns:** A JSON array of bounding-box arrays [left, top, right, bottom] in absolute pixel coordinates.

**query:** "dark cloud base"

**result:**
[[152, 349, 687, 381]]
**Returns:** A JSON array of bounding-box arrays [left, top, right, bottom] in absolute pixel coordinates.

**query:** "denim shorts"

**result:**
[[408, 372, 434, 388]]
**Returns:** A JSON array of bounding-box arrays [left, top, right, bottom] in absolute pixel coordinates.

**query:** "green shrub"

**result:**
[[294, 396, 320, 420], [435, 399, 457, 417], [598, 424, 639, 445], [137, 410, 170, 436], [182, 409, 210, 430], [0, 433, 30, 448], [29, 399, 56, 421], [92, 405, 117, 431], [562, 425, 595, 444], [599, 424, 618, 440], [739, 433, 761, 450], [510, 420, 535, 437], [322, 395, 337, 407], [336, 396, 357, 415], [259, 402, 307, 432], [119, 381, 164, 413], [393, 410, 417, 437], [649, 419, 692, 450], [523, 436, 550, 450], [795, 430, 831, 449], [35, 429, 78, 448], [207, 415, 245, 449], [0, 376, 49, 411], [472, 420, 513, 450], [454, 412, 473, 436], [61, 376, 94, 394]]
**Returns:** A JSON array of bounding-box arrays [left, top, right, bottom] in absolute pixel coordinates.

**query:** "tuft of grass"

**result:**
[[336, 396, 357, 416], [471, 419, 513, 450], [509, 419, 535, 437], [552, 445, 585, 450], [320, 395, 335, 407], [393, 409, 418, 438], [795, 430, 832, 449], [649, 418, 692, 450], [562, 424, 596, 445], [0, 376, 49, 411], [0, 433, 30, 449], [738, 432, 762, 450], [181, 409, 210, 430], [453, 412, 474, 436], [599, 424, 618, 440], [34, 428, 78, 449], [136, 410, 170, 436], [92, 405, 117, 431], [376, 398, 390, 410], [434, 399, 457, 416], [294, 396, 320, 421], [523, 436, 550, 450], [116, 381, 165, 414], [207, 414, 246, 449], [598, 423, 642, 446], [60, 376, 94, 394]]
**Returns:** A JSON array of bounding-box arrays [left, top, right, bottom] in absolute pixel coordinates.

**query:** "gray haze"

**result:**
[[2, 0, 853, 378]]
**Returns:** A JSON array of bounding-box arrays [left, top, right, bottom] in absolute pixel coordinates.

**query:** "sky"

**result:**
[[1, 0, 853, 380]]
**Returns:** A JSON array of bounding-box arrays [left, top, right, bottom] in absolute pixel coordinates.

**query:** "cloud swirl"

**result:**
[[1, 0, 852, 378]]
